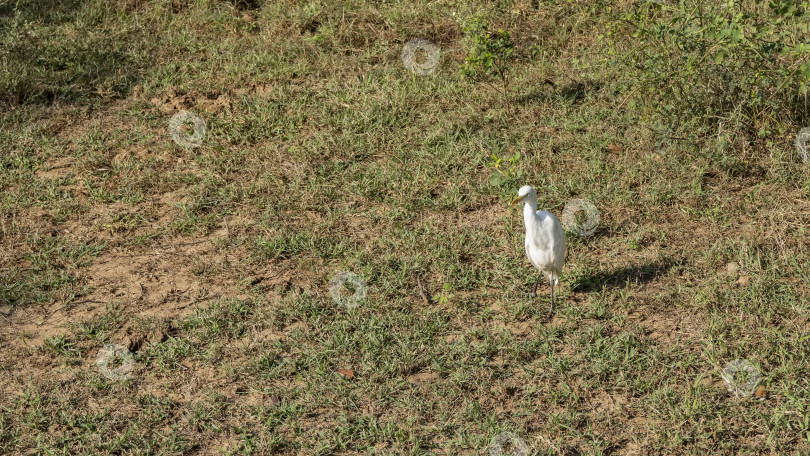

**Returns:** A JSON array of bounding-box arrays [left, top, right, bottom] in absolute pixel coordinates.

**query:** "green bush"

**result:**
[[461, 16, 515, 111], [612, 0, 810, 145]]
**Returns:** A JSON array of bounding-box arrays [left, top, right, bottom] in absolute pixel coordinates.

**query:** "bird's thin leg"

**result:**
[[531, 273, 542, 297], [549, 279, 555, 317]]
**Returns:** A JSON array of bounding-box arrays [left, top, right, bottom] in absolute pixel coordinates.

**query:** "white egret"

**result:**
[[511, 185, 567, 317]]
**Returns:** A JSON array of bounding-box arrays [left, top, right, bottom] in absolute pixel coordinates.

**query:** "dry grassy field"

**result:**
[[2, 0, 810, 454]]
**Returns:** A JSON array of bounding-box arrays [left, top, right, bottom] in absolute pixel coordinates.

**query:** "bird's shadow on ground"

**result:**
[[569, 258, 677, 292]]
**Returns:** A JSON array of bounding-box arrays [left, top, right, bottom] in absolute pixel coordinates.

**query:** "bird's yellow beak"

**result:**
[[510, 195, 525, 205]]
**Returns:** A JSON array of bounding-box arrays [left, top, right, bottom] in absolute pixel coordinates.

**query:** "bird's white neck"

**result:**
[[523, 198, 538, 226]]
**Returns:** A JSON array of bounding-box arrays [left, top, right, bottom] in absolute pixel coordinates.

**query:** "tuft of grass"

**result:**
[[1, 235, 103, 310], [40, 334, 81, 358]]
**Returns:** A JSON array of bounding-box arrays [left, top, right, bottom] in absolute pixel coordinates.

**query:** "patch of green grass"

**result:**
[[0, 235, 103, 310], [40, 334, 81, 358], [70, 302, 124, 342], [0, 0, 153, 106]]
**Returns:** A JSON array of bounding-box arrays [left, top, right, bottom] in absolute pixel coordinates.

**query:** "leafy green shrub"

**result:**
[[613, 0, 810, 146], [461, 16, 515, 111]]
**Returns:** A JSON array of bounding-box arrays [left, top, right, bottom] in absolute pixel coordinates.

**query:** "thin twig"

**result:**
[[43, 162, 75, 172], [416, 275, 432, 306], [37, 299, 104, 326]]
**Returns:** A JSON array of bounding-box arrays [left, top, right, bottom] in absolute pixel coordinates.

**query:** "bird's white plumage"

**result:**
[[523, 208, 566, 283], [513, 185, 566, 314]]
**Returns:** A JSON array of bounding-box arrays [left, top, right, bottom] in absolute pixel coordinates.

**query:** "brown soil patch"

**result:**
[[406, 371, 439, 384], [150, 87, 232, 115], [34, 156, 76, 181], [3, 236, 245, 347], [627, 306, 703, 346]]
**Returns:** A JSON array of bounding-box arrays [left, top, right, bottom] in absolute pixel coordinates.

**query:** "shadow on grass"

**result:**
[[514, 80, 604, 106], [0, 0, 84, 25], [0, 0, 144, 108], [570, 258, 677, 292]]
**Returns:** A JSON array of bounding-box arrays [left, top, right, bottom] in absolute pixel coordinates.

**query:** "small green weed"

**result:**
[[461, 16, 515, 112]]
